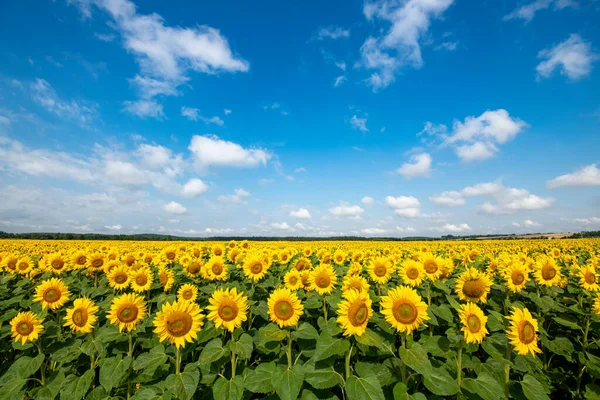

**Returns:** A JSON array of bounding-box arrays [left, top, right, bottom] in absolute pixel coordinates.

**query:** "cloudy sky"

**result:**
[[0, 0, 599, 237]]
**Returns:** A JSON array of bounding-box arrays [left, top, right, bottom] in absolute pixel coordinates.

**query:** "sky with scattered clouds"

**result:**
[[0, 0, 599, 237]]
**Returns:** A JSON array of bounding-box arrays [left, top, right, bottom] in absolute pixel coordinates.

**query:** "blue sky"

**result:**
[[0, 0, 599, 237]]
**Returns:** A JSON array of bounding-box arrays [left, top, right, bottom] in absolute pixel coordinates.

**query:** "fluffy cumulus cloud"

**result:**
[[395, 153, 432, 178], [181, 107, 224, 125], [547, 164, 600, 189], [360, 0, 454, 90], [189, 135, 271, 169], [504, 0, 576, 22], [218, 188, 251, 205], [431, 223, 471, 232], [181, 178, 209, 198], [536, 34, 598, 81], [349, 115, 368, 132], [271, 222, 290, 230], [328, 204, 365, 218], [290, 208, 312, 219], [361, 196, 375, 205], [385, 196, 422, 217], [163, 201, 187, 215], [429, 191, 465, 207], [122, 100, 165, 119]]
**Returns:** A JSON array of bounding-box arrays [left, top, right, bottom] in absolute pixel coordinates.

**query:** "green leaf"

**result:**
[[541, 337, 574, 362], [61, 370, 95, 400], [521, 374, 550, 400], [35, 370, 66, 400], [133, 345, 168, 376], [433, 304, 454, 323], [99, 355, 132, 392], [213, 376, 244, 400], [198, 338, 229, 364], [52, 341, 82, 364], [462, 372, 506, 400], [398, 344, 430, 375], [0, 379, 27, 400], [346, 372, 385, 400], [131, 387, 158, 400], [585, 384, 600, 400], [552, 316, 581, 330], [392, 382, 408, 400], [272, 365, 305, 400], [0, 353, 45, 386], [174, 364, 200, 400], [230, 333, 253, 360], [354, 329, 383, 349], [257, 323, 288, 343], [445, 294, 461, 310], [293, 322, 319, 340], [313, 333, 350, 361], [355, 362, 393, 387], [422, 367, 459, 396], [244, 362, 276, 393], [304, 364, 343, 389]]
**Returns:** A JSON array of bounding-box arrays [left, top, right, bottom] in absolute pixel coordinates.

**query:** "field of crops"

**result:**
[[0, 239, 599, 400]]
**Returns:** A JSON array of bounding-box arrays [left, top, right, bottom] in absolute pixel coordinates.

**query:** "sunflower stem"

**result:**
[[175, 346, 181, 375], [323, 297, 328, 321], [457, 338, 463, 388], [504, 343, 511, 397], [286, 329, 293, 369], [128, 332, 133, 357], [34, 340, 46, 386], [345, 341, 354, 380], [399, 333, 408, 386], [231, 331, 237, 377]]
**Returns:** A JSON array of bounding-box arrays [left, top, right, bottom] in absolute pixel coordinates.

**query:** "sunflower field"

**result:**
[[1, 239, 599, 400]]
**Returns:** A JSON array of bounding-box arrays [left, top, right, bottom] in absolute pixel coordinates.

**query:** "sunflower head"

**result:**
[[399, 259, 425, 287], [204, 256, 229, 281], [367, 257, 394, 284], [177, 283, 199, 303], [158, 267, 175, 292], [64, 297, 99, 334], [507, 307, 542, 356], [336, 289, 373, 336], [130, 267, 154, 292], [380, 286, 429, 334], [108, 265, 131, 290], [10, 311, 44, 344], [34, 278, 71, 310], [578, 265, 599, 292], [153, 300, 204, 348], [206, 288, 249, 332], [45, 252, 69, 274], [455, 268, 492, 303], [458, 303, 488, 344], [107, 293, 147, 332], [504, 263, 530, 293], [243, 253, 270, 282], [293, 257, 312, 271], [309, 264, 337, 295], [284, 269, 304, 291], [534, 256, 562, 287], [341, 274, 370, 294], [267, 288, 304, 328]]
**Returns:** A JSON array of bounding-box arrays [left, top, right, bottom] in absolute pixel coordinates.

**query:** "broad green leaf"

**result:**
[[462, 372, 506, 400], [133, 345, 168, 376], [61, 370, 95, 400], [354, 329, 383, 348], [198, 338, 229, 364], [131, 387, 158, 400], [433, 304, 454, 323], [0, 379, 27, 400], [244, 362, 276, 393], [541, 337, 574, 362], [0, 353, 45, 386], [552, 316, 581, 330], [398, 344, 430, 375], [422, 366, 459, 396], [257, 324, 288, 343], [99, 355, 132, 392], [213, 376, 244, 400], [52, 341, 82, 364], [521, 374, 550, 400], [293, 322, 319, 340], [230, 333, 253, 360], [585, 384, 600, 400], [35, 370, 66, 400], [392, 382, 408, 400], [345, 372, 385, 400], [174, 364, 200, 400], [313, 333, 350, 361], [355, 362, 393, 387], [272, 365, 305, 400], [304, 364, 343, 389]]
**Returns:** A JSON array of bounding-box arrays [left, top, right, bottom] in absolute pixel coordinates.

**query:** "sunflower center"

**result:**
[[72, 308, 88, 327], [212, 263, 223, 275], [167, 252, 176, 260], [250, 262, 263, 274], [214, 249, 223, 256], [462, 279, 485, 299], [316, 273, 331, 288], [118, 306, 139, 323], [114, 272, 128, 284], [43, 288, 61, 303], [18, 262, 29, 271], [541, 265, 556, 280], [289, 276, 299, 285], [349, 282, 363, 292], [182, 290, 193, 300], [349, 302, 368, 326], [511, 270, 525, 285], [17, 321, 34, 336], [218, 302, 239, 322], [336, 256, 343, 263], [166, 312, 193, 337], [7, 261, 16, 270], [77, 256, 86, 265], [392, 301, 418, 324], [466, 314, 481, 333], [92, 259, 103, 268], [407, 267, 419, 279], [519, 321, 536, 345], [425, 262, 438, 274], [135, 275, 148, 286], [274, 300, 294, 320], [281, 254, 288, 262], [585, 272, 596, 284], [51, 260, 64, 270], [374, 265, 387, 277]]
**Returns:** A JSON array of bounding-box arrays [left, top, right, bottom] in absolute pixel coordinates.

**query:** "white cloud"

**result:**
[[394, 208, 422, 217], [224, 109, 232, 115], [294, 167, 307, 173], [395, 152, 432, 178], [571, 217, 600, 225], [335, 61, 347, 71], [94, 32, 115, 42], [31, 78, 97, 124], [429, 191, 465, 207], [104, 160, 148, 187], [271, 222, 290, 230], [431, 223, 471, 232], [104, 224, 122, 231], [537, 34, 598, 81], [462, 181, 504, 197], [548, 164, 600, 189], [385, 195, 420, 209], [418, 121, 448, 137], [328, 204, 365, 218], [181, 178, 208, 198], [290, 208, 312, 219], [163, 201, 187, 215], [123, 100, 165, 119], [361, 228, 387, 235], [360, 0, 454, 90], [181, 107, 224, 125], [447, 109, 527, 145], [455, 141, 498, 162], [130, 75, 180, 98], [504, 0, 576, 22], [189, 135, 271, 169], [218, 188, 251, 204], [524, 219, 542, 227], [361, 196, 374, 205], [334, 75, 347, 87], [396, 226, 416, 233], [512, 222, 521, 227], [316, 26, 350, 40], [0, 115, 10, 125], [350, 115, 368, 132], [436, 41, 458, 51]]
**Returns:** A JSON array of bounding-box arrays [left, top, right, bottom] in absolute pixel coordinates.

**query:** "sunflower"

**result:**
[[458, 303, 488, 344], [308, 264, 337, 295], [243, 253, 270, 282], [44, 252, 69, 274], [504, 263, 530, 293], [34, 278, 71, 310], [284, 269, 304, 291], [550, 248, 561, 258], [228, 248, 241, 264], [153, 300, 204, 348], [71, 251, 88, 269], [2, 254, 18, 273], [158, 267, 175, 292], [341, 275, 370, 294], [455, 268, 493, 304], [380, 286, 429, 334], [88, 253, 105, 271], [107, 293, 147, 332], [183, 259, 203, 278], [293, 257, 312, 271], [421, 254, 443, 281], [104, 260, 120, 274], [333, 249, 347, 265], [10, 311, 44, 344], [161, 246, 178, 264], [130, 267, 153, 292], [64, 297, 99, 334], [506, 307, 542, 356], [267, 288, 304, 328], [16, 256, 33, 275], [593, 295, 600, 317], [578, 265, 599, 292], [534, 256, 562, 287], [206, 288, 249, 332], [107, 265, 131, 290], [336, 289, 373, 336], [212, 244, 225, 257], [366, 257, 394, 284], [241, 240, 249, 250], [399, 259, 425, 287], [177, 284, 198, 302], [347, 262, 363, 275], [204, 256, 229, 281]]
